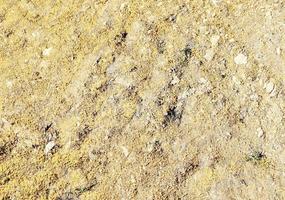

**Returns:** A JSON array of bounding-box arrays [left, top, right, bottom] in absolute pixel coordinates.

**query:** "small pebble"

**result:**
[[88, 150, 96, 160], [234, 53, 247, 65], [232, 76, 241, 85], [199, 77, 207, 84], [42, 47, 53, 56], [249, 93, 259, 101], [229, 38, 235, 43], [171, 75, 180, 85], [120, 146, 129, 157], [256, 128, 264, 138], [120, 3, 128, 11], [211, 0, 222, 5], [225, 132, 232, 139], [204, 49, 214, 61], [264, 81, 274, 94], [211, 35, 220, 46], [44, 141, 55, 154], [276, 47, 281, 55], [6, 80, 13, 89], [32, 31, 40, 38]]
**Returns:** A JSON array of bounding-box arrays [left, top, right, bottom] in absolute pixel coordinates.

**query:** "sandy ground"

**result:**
[[0, 0, 285, 199]]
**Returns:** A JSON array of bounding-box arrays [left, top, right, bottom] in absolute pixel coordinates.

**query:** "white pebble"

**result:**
[[229, 38, 235, 43], [42, 47, 53, 56], [211, 35, 220, 46], [32, 31, 40, 38], [264, 81, 275, 94], [211, 0, 222, 5], [234, 53, 247, 65], [199, 77, 207, 84], [204, 49, 214, 61], [44, 141, 56, 154], [120, 3, 128, 11], [225, 132, 232, 139], [120, 146, 129, 157], [249, 93, 259, 101], [6, 80, 13, 89], [232, 76, 241, 85], [88, 150, 96, 160], [276, 47, 281, 55], [171, 75, 180, 85], [257, 128, 264, 138]]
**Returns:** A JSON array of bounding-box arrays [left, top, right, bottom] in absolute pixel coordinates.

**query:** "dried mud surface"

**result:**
[[0, 0, 285, 199]]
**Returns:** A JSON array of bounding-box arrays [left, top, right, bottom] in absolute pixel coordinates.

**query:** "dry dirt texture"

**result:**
[[0, 0, 285, 199]]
